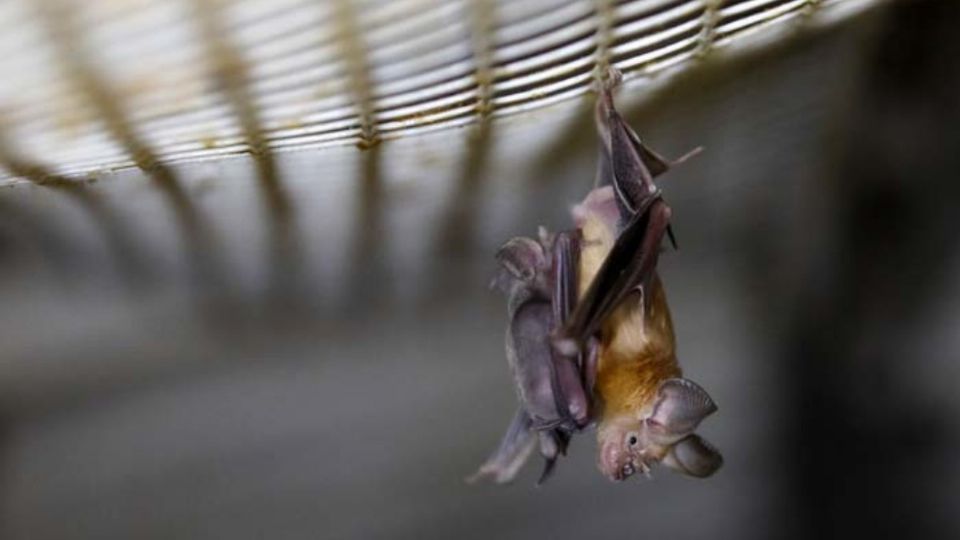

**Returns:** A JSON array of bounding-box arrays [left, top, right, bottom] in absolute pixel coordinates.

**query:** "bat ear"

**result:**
[[495, 237, 545, 282], [646, 378, 718, 444], [662, 434, 723, 478]]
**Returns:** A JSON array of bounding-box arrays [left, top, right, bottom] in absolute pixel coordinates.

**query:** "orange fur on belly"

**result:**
[[576, 200, 681, 420], [594, 279, 681, 418]]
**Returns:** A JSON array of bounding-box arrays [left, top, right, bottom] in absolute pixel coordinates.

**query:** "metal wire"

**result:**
[[0, 0, 881, 183]]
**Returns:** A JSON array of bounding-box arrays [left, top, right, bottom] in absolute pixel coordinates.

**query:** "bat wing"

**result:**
[[527, 231, 592, 485], [551, 231, 578, 327], [466, 408, 536, 484], [594, 71, 696, 246], [558, 197, 671, 348], [548, 230, 591, 428], [594, 77, 670, 218], [557, 72, 684, 349]]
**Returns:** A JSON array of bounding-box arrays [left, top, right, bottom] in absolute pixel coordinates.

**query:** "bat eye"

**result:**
[[627, 433, 639, 447]]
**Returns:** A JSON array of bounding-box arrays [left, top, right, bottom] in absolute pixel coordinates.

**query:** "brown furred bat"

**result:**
[[470, 69, 721, 485]]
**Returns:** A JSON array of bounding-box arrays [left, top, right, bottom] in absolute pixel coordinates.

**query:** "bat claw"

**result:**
[[666, 224, 679, 250], [596, 65, 623, 94], [536, 457, 558, 486]]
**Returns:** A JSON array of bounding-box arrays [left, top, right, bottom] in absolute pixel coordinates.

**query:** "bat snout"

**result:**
[[599, 440, 640, 482]]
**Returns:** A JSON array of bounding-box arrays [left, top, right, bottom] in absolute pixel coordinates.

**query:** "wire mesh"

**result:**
[[0, 0, 881, 183]]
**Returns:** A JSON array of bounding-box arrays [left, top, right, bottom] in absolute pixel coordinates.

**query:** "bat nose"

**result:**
[[599, 439, 644, 481]]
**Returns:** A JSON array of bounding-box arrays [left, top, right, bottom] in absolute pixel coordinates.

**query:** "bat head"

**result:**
[[598, 416, 661, 481], [597, 378, 721, 481], [491, 236, 550, 296]]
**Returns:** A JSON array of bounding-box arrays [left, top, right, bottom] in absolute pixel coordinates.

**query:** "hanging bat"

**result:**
[[469, 69, 721, 485]]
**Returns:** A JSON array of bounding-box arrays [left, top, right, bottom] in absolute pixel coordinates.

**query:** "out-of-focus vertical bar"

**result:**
[[433, 0, 498, 262], [192, 0, 301, 306], [594, 0, 616, 82], [0, 94, 158, 290], [31, 0, 230, 307], [333, 0, 379, 149], [35, 0, 188, 205], [472, 0, 497, 121], [696, 0, 723, 58], [331, 0, 387, 305], [191, 0, 287, 216]]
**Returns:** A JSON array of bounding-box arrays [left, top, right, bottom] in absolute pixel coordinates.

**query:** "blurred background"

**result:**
[[1, 0, 959, 538]]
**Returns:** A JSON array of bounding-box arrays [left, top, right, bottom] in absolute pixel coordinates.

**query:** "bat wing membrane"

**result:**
[[559, 74, 685, 348], [559, 198, 671, 347], [466, 408, 537, 484]]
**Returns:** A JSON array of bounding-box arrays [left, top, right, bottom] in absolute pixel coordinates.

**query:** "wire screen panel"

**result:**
[[0, 0, 884, 183]]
